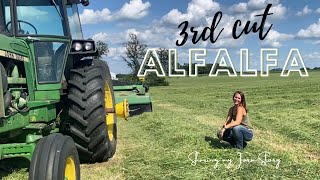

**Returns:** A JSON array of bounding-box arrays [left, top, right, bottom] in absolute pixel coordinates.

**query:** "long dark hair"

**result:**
[[233, 91, 247, 112]]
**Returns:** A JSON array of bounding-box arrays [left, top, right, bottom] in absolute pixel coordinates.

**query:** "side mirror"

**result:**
[[81, 0, 89, 6]]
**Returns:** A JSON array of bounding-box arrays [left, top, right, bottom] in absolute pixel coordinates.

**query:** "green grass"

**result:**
[[2, 71, 320, 179]]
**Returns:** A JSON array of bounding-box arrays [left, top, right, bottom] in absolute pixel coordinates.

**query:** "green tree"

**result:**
[[144, 73, 169, 86], [96, 40, 109, 59], [145, 49, 170, 86], [157, 48, 169, 73], [122, 33, 147, 81]]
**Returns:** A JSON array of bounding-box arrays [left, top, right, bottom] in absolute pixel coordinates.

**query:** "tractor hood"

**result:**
[[0, 34, 30, 62]]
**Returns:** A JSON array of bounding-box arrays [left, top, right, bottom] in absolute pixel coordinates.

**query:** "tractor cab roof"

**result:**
[[0, 0, 69, 37], [0, 0, 89, 37], [13, 0, 87, 6]]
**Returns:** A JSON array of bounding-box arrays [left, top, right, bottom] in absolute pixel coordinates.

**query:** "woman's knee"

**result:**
[[232, 125, 243, 133], [232, 125, 253, 141]]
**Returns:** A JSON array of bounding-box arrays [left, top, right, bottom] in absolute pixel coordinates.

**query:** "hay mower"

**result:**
[[113, 81, 152, 116], [0, 0, 128, 179]]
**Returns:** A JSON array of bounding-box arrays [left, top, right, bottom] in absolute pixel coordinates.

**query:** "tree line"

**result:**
[[96, 33, 169, 86]]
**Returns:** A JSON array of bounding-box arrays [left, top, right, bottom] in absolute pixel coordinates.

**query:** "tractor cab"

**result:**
[[0, 0, 95, 100], [0, 0, 96, 119], [0, 0, 88, 37], [1, 0, 69, 36]]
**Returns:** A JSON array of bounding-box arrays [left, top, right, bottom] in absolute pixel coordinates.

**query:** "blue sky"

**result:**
[[78, 0, 320, 74]]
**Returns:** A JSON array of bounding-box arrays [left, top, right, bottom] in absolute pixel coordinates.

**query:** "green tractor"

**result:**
[[0, 0, 128, 179]]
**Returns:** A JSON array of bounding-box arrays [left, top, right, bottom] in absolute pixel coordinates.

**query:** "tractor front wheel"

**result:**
[[64, 59, 117, 163], [29, 133, 80, 180]]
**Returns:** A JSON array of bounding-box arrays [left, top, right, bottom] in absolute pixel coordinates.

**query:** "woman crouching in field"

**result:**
[[217, 91, 253, 149]]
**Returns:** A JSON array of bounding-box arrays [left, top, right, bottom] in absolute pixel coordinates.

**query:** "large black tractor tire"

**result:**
[[65, 59, 117, 163], [29, 133, 80, 180]]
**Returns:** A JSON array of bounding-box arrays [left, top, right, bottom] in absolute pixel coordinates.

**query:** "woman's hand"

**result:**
[[217, 127, 225, 140]]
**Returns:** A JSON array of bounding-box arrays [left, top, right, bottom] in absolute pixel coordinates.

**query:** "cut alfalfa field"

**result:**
[[2, 71, 320, 179]]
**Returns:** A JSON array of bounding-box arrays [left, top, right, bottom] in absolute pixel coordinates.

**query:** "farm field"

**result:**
[[2, 71, 320, 179]]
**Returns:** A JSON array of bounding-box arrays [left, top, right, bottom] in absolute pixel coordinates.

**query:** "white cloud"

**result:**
[[269, 4, 286, 19], [162, 0, 220, 26], [125, 27, 176, 48], [80, 0, 151, 24], [247, 3, 286, 20], [297, 19, 320, 38], [115, 0, 151, 20], [125, 28, 140, 38], [247, 0, 268, 10], [230, 1, 286, 21], [162, 9, 184, 25], [262, 30, 294, 47], [316, 8, 320, 14], [231, 0, 282, 13], [187, 0, 220, 18], [108, 47, 126, 57], [80, 8, 112, 24], [247, 0, 280, 10], [296, 5, 312, 16], [92, 32, 108, 42], [209, 37, 245, 48], [305, 52, 320, 60], [230, 3, 248, 13]]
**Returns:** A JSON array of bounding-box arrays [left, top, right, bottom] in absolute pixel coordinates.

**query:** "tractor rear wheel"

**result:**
[[64, 59, 117, 163], [29, 133, 80, 180]]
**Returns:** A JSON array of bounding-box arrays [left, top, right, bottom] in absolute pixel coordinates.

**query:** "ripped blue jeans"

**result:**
[[223, 125, 253, 150]]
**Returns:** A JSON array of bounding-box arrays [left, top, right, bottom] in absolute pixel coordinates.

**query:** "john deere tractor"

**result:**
[[0, 0, 128, 179]]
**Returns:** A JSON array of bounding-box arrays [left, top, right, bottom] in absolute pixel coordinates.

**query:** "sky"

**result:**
[[78, 0, 320, 74]]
